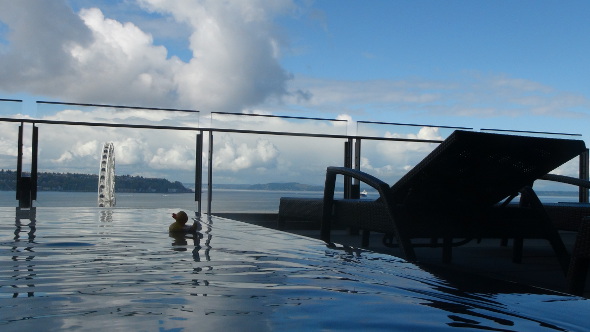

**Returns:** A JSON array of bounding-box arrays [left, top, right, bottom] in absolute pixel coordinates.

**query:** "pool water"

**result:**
[[1, 207, 589, 331]]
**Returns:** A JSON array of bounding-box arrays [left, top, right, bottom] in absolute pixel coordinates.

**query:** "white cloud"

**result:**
[[1, 1, 586, 188], [384, 126, 443, 141], [213, 135, 279, 172], [210, 110, 349, 136], [73, 140, 99, 157], [359, 156, 396, 179], [0, 0, 295, 112], [112, 137, 149, 165], [137, 0, 295, 111], [54, 151, 73, 164], [0, 124, 20, 166], [280, 73, 590, 121], [354, 127, 442, 180], [149, 145, 194, 170], [0, 1, 92, 89], [280, 76, 443, 116], [256, 139, 279, 162], [66, 7, 179, 105]]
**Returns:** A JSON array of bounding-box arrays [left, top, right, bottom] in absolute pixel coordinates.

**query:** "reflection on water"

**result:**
[[99, 210, 113, 223], [11, 208, 37, 298], [1, 207, 589, 331]]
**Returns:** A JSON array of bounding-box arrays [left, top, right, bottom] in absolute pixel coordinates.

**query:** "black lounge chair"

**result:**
[[320, 130, 587, 273], [540, 174, 590, 231], [537, 174, 590, 295]]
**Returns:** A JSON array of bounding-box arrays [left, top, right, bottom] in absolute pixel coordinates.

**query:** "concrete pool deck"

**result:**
[[224, 214, 590, 298]]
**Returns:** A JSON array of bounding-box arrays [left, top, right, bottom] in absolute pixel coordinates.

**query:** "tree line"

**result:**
[[0, 169, 193, 193]]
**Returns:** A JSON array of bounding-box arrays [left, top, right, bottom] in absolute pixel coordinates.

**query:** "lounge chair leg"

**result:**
[[277, 216, 285, 230], [566, 216, 590, 296], [361, 230, 370, 247], [520, 186, 570, 273], [320, 224, 331, 243], [513, 237, 523, 264], [547, 235, 572, 275], [567, 257, 589, 296], [320, 171, 337, 244], [442, 237, 452, 264]]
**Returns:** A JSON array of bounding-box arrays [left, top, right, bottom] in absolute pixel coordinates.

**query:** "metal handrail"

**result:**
[[37, 100, 199, 113], [0, 117, 444, 143], [480, 128, 583, 137], [0, 115, 445, 213], [211, 111, 347, 123], [357, 120, 473, 130], [1, 98, 587, 211]]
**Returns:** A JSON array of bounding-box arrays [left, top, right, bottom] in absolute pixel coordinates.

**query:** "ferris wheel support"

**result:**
[[98, 142, 116, 207]]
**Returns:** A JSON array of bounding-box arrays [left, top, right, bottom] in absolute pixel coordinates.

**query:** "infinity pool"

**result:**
[[1, 207, 589, 331]]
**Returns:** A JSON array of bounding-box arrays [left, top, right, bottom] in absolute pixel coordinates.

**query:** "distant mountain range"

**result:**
[[212, 182, 324, 191], [0, 170, 324, 193], [0, 169, 192, 193]]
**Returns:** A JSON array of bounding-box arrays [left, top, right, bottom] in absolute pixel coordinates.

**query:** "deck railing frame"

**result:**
[[1, 100, 587, 211]]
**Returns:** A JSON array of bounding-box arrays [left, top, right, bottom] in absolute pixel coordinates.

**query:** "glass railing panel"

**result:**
[[35, 101, 199, 128], [356, 120, 471, 140], [479, 128, 582, 139], [202, 132, 346, 213], [354, 137, 439, 195], [481, 128, 585, 199], [210, 112, 348, 136], [32, 124, 199, 208], [0, 99, 26, 206], [0, 98, 24, 118], [0, 117, 22, 206]]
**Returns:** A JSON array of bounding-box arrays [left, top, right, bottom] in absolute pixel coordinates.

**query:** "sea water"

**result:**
[[0, 189, 326, 212], [1, 207, 589, 331], [0, 190, 579, 212]]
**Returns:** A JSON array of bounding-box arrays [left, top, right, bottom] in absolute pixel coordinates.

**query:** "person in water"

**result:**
[[169, 211, 200, 233]]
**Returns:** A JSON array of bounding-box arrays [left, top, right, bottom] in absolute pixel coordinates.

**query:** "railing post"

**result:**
[[580, 148, 589, 203], [195, 132, 203, 216], [344, 139, 353, 198], [31, 124, 38, 202], [16, 123, 37, 208], [354, 138, 361, 178], [207, 131, 213, 215], [16, 123, 23, 201], [320, 169, 337, 243], [347, 138, 362, 199]]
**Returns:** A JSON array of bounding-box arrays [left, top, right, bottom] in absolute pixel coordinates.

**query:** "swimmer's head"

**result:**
[[172, 211, 189, 225]]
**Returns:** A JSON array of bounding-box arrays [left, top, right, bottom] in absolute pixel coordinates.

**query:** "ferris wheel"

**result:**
[[98, 142, 116, 207]]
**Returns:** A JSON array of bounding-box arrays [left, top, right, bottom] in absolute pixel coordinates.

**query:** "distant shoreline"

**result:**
[[0, 170, 324, 193], [535, 191, 579, 197], [0, 170, 580, 195], [0, 189, 576, 197], [0, 170, 192, 194], [211, 182, 324, 191]]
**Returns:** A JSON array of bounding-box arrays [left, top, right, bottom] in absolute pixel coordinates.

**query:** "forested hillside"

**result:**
[[0, 170, 192, 193]]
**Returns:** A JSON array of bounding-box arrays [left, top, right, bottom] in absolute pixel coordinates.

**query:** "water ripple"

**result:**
[[1, 207, 589, 331]]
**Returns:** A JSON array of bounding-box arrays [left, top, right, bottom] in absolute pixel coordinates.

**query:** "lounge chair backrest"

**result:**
[[390, 130, 586, 213]]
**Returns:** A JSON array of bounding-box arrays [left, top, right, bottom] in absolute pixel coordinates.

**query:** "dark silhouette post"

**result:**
[[16, 123, 37, 208]]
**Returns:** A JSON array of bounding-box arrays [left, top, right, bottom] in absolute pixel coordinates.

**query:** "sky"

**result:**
[[0, 0, 589, 189]]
